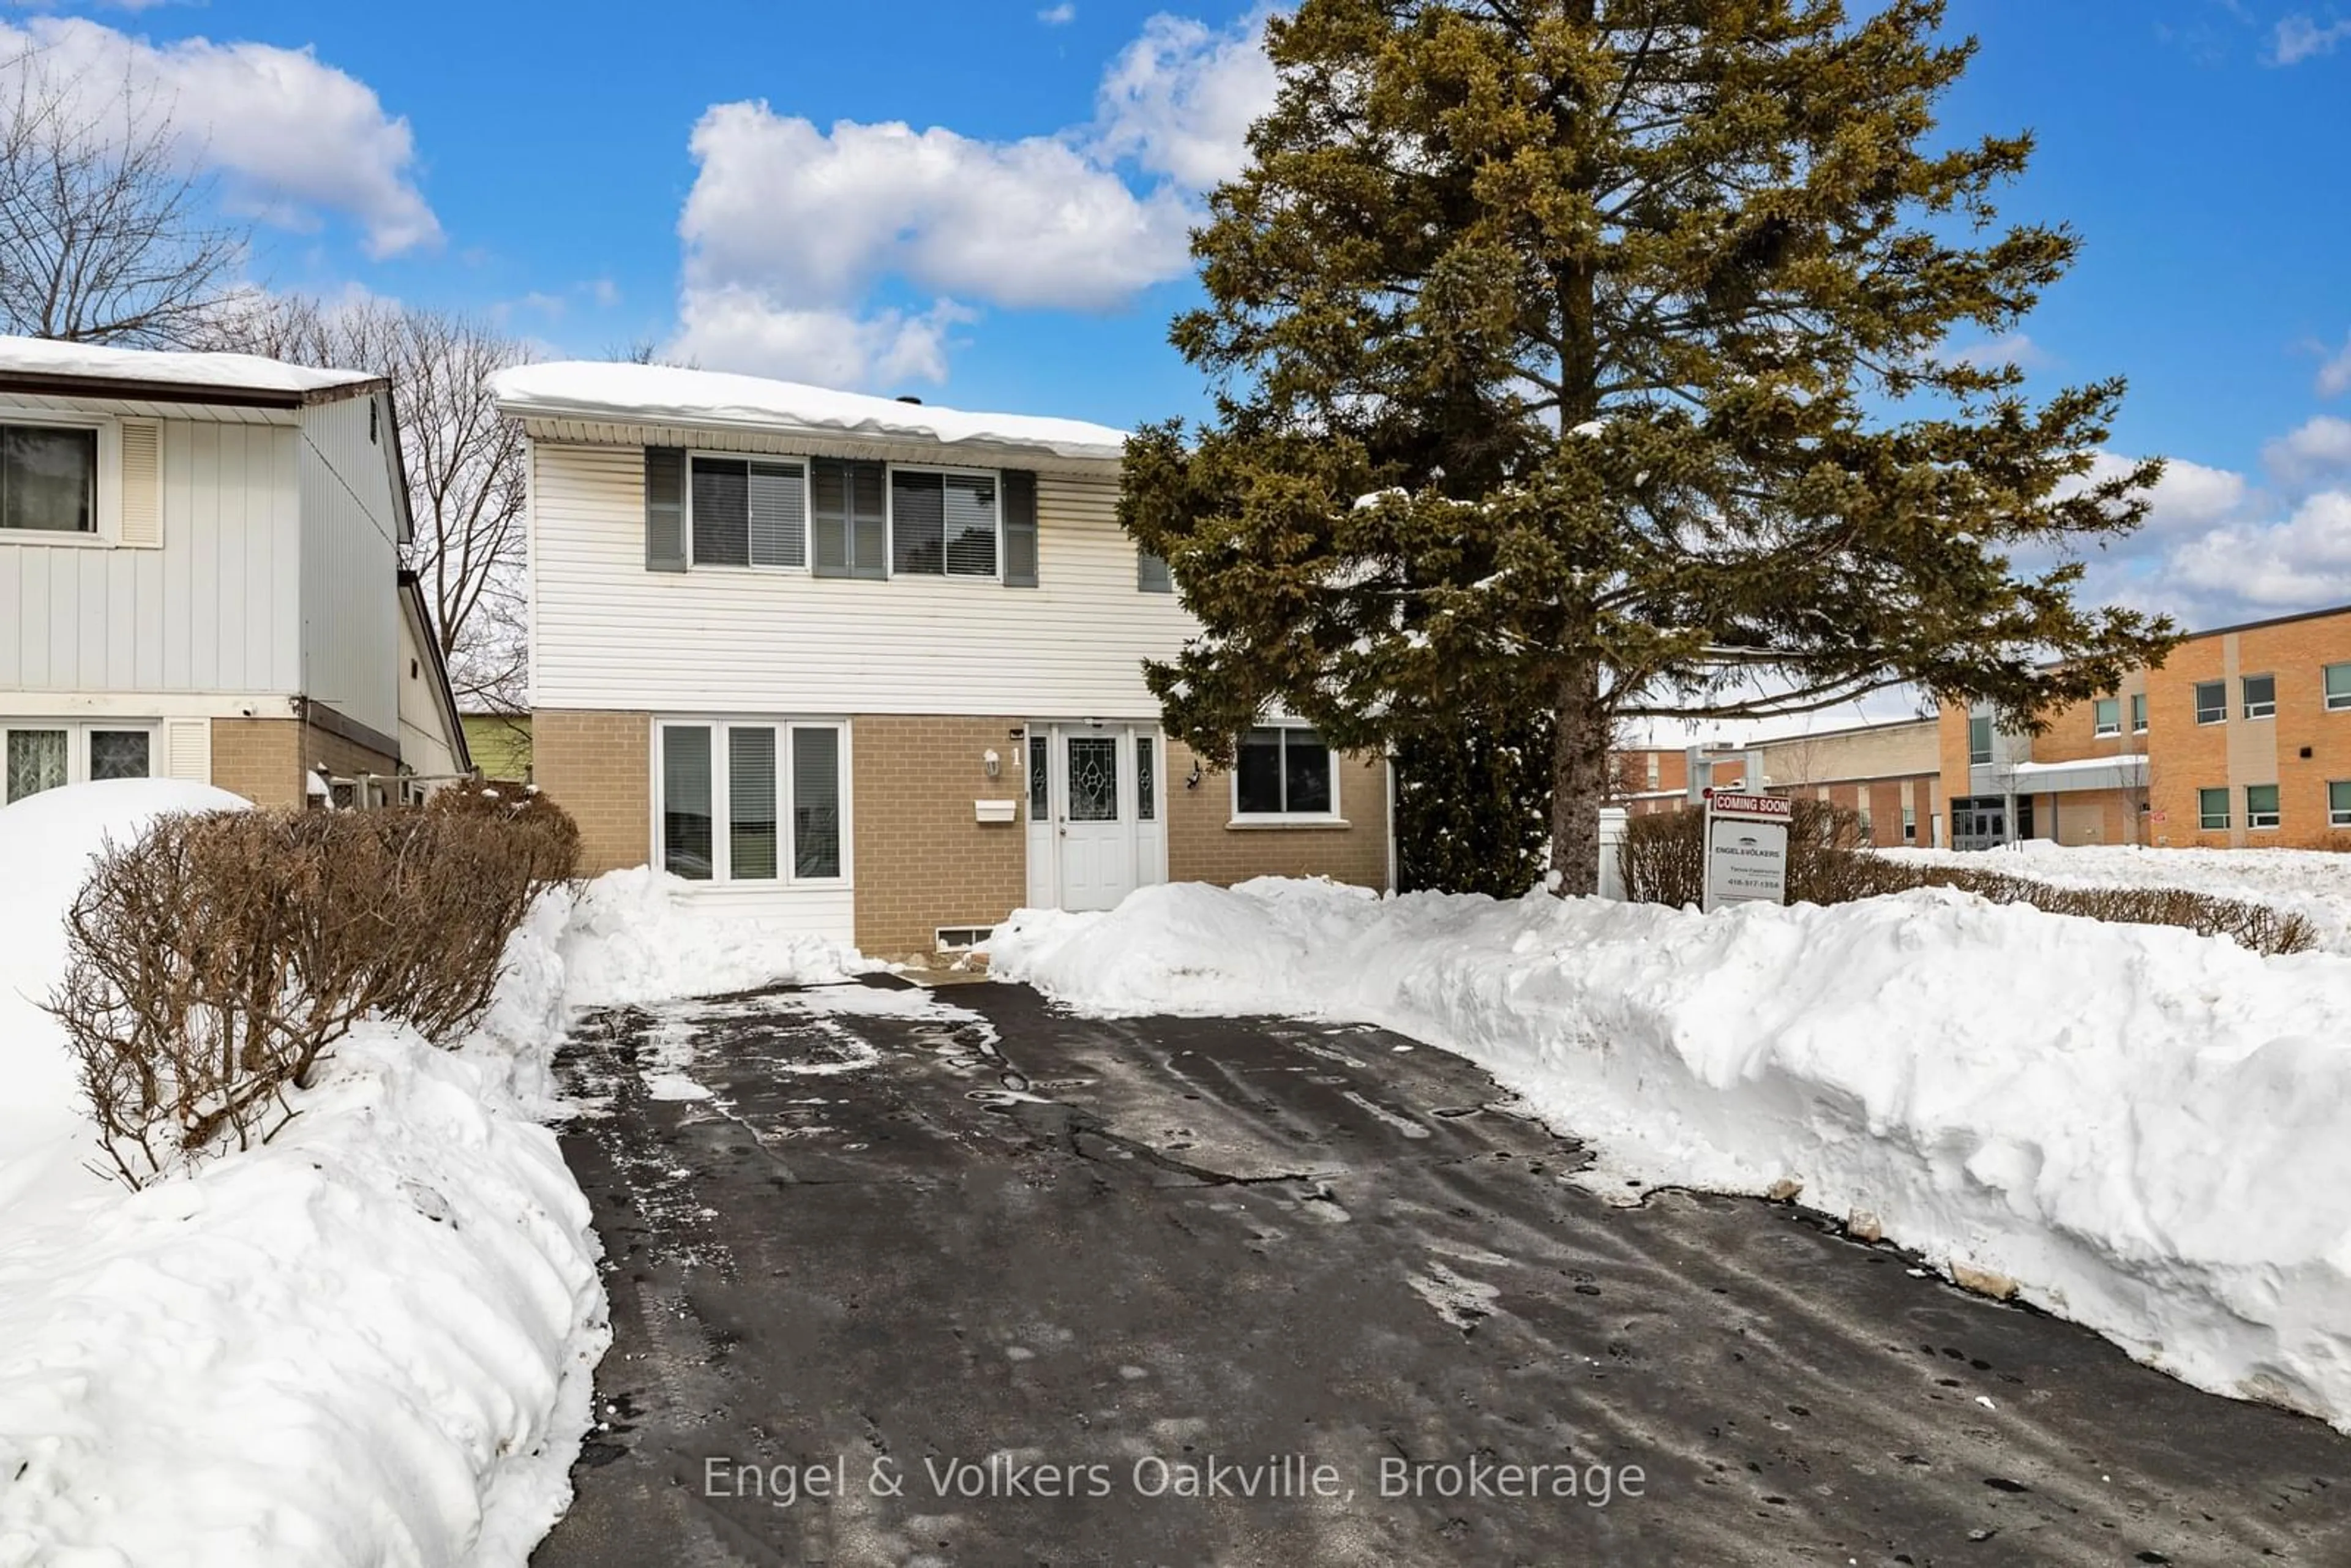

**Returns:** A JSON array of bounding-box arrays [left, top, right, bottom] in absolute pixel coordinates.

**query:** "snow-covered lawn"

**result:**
[[0, 782, 863, 1566], [992, 877, 2351, 1435], [1877, 840, 2351, 954]]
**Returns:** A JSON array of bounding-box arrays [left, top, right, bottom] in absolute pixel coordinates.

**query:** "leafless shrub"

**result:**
[[50, 800, 580, 1188], [1616, 803, 2314, 956]]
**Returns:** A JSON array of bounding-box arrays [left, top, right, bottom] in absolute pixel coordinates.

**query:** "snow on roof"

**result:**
[[2007, 754, 2148, 779], [489, 361, 1130, 462], [0, 335, 378, 397]]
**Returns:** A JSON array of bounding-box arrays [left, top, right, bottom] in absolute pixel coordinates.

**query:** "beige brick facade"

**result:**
[[1164, 739, 1391, 888], [208, 718, 304, 808], [533, 710, 653, 873], [852, 715, 1030, 958], [1936, 604, 2351, 850]]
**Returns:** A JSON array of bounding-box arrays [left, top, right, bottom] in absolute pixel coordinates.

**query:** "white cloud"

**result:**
[[680, 105, 1194, 313], [2272, 12, 2351, 62], [1038, 2, 1077, 24], [665, 286, 973, 389], [2317, 334, 2351, 397], [2166, 489, 2351, 610], [1092, 8, 1278, 187], [2262, 415, 2351, 489], [1933, 332, 2051, 372], [664, 9, 1278, 388], [0, 15, 440, 256]]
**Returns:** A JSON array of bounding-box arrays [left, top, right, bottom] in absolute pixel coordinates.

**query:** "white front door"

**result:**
[[1056, 730, 1132, 911]]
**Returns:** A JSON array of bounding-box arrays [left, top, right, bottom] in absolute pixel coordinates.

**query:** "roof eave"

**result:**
[[494, 396, 1126, 465], [0, 369, 388, 410]]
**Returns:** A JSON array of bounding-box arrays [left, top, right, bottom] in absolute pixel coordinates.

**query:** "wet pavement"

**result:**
[[531, 975, 2350, 1567]]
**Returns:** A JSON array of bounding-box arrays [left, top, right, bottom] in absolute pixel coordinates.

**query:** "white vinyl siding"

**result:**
[[0, 416, 301, 696], [297, 394, 401, 745], [530, 444, 1196, 715]]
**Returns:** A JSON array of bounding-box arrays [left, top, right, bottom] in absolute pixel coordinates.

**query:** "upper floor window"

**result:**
[[2326, 663, 2351, 713], [1967, 714, 1992, 765], [2242, 674, 2276, 720], [890, 468, 998, 579], [1235, 724, 1337, 820], [2193, 680, 2226, 726], [690, 456, 806, 569], [2091, 697, 2120, 737], [2130, 692, 2147, 733], [1, 424, 97, 535]]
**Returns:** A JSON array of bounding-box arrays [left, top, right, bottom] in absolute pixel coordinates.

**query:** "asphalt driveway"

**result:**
[[531, 976, 2350, 1567]]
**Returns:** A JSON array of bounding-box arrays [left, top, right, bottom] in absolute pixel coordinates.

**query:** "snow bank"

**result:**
[[1878, 839, 2351, 955], [0, 333, 376, 395], [0, 783, 609, 1567], [491, 361, 1128, 461], [992, 878, 2351, 1431], [552, 866, 874, 1009]]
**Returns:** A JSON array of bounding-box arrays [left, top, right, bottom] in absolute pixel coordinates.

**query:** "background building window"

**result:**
[[2242, 674, 2276, 719], [2193, 681, 2226, 725], [1967, 714, 1992, 765], [2197, 787, 2229, 830], [1902, 806, 1917, 841], [1, 424, 97, 534], [1235, 725, 1337, 817], [2330, 780, 2351, 828], [2245, 784, 2280, 830], [2092, 697, 2120, 736], [2327, 663, 2351, 713], [2130, 692, 2147, 732]]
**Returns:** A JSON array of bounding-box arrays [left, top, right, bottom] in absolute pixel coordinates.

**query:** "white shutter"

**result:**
[[163, 719, 211, 783], [118, 420, 162, 547]]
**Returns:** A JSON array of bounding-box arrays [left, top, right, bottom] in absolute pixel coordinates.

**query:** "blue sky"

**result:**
[[7, 0, 2349, 631]]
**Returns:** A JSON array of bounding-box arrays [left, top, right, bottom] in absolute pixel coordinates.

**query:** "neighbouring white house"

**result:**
[[492, 361, 1394, 960], [0, 337, 469, 808]]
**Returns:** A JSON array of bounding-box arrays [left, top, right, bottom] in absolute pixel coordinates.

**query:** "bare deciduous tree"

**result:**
[[0, 49, 241, 344], [202, 293, 534, 713]]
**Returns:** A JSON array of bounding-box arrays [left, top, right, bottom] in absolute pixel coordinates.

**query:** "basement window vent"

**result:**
[[934, 925, 996, 952]]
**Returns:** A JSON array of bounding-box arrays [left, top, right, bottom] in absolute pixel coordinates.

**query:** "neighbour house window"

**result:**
[[2330, 780, 2351, 828], [0, 423, 97, 534], [2131, 692, 2147, 733], [2197, 787, 2229, 831], [2328, 663, 2351, 713], [2092, 697, 2121, 737], [2246, 784, 2281, 830], [3, 722, 154, 803], [889, 468, 998, 579], [1138, 550, 1174, 593], [1235, 725, 1337, 818], [2193, 681, 2226, 726], [2242, 674, 2276, 720], [689, 456, 806, 569], [1967, 715, 1992, 765], [658, 719, 847, 883]]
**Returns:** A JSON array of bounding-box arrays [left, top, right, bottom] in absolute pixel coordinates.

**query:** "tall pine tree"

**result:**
[[1120, 0, 2177, 894]]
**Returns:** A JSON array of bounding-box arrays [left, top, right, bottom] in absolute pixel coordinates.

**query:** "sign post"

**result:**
[[1702, 790, 1793, 913]]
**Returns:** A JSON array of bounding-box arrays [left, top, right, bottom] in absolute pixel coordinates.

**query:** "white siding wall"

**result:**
[[531, 442, 1197, 715], [0, 415, 301, 695], [296, 394, 402, 743]]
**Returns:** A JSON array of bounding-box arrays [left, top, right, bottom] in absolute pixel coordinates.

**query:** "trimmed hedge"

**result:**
[[50, 797, 580, 1188], [1618, 805, 2316, 957]]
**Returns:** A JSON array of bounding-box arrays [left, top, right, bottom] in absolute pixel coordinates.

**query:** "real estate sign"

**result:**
[[1703, 791, 1792, 913]]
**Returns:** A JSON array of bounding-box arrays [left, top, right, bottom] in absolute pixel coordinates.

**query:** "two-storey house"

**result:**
[[492, 362, 1393, 959], [0, 337, 468, 808]]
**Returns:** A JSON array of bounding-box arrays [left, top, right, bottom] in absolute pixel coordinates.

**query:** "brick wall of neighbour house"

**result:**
[[1165, 740, 1391, 888], [531, 710, 652, 872], [851, 716, 1029, 959], [302, 722, 399, 803], [209, 718, 303, 808]]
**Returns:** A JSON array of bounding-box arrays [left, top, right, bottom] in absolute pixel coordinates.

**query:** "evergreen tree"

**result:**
[[1120, 0, 2177, 894], [1394, 710, 1555, 896]]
